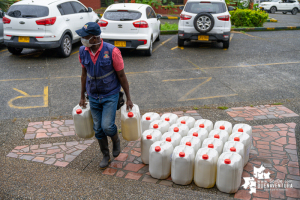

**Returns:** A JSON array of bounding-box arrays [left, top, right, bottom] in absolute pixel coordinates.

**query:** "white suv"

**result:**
[[3, 0, 99, 57], [260, 0, 300, 15], [99, 3, 161, 56], [178, 0, 234, 49]]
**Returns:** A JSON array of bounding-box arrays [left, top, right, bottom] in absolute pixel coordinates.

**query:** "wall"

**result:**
[[80, 0, 101, 9]]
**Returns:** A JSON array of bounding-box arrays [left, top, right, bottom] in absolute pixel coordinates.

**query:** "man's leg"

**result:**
[[89, 96, 111, 169], [101, 93, 120, 157]]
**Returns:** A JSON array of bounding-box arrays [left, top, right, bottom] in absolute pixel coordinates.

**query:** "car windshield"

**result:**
[[104, 11, 142, 21], [184, 2, 227, 14], [7, 5, 49, 18]]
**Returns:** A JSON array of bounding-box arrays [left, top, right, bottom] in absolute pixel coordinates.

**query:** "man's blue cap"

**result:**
[[76, 22, 101, 37]]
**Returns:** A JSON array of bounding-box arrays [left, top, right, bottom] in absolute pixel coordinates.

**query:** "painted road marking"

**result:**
[[8, 86, 48, 109], [163, 77, 208, 82], [230, 33, 234, 42], [0, 49, 8, 53], [153, 35, 175, 52], [182, 94, 238, 101], [71, 50, 79, 56], [178, 77, 212, 101], [171, 46, 184, 50]]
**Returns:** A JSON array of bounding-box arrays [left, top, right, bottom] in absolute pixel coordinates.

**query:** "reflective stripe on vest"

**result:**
[[87, 70, 114, 80]]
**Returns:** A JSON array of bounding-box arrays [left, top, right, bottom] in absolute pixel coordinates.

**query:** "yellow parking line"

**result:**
[[153, 35, 175, 52], [71, 50, 79, 56], [163, 77, 208, 82], [0, 77, 48, 82], [171, 46, 184, 50], [182, 93, 238, 101], [0, 49, 8, 53], [230, 33, 234, 42]]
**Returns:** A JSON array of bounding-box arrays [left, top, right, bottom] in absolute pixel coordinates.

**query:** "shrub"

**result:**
[[161, 22, 178, 31], [230, 9, 269, 27]]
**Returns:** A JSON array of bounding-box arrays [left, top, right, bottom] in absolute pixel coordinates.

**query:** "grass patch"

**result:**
[[250, 105, 254, 107], [218, 106, 229, 110], [161, 22, 178, 31], [272, 102, 283, 105], [12, 118, 17, 122], [193, 107, 199, 110], [23, 128, 27, 135], [118, 129, 122, 133], [202, 105, 211, 109]]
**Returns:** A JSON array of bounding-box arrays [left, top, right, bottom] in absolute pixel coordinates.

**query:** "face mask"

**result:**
[[81, 36, 101, 47]]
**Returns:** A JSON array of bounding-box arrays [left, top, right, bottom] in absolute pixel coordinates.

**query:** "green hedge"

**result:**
[[230, 9, 269, 27]]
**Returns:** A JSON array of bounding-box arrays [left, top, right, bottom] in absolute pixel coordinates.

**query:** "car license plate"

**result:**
[[198, 35, 209, 41], [18, 36, 30, 43], [114, 41, 126, 47]]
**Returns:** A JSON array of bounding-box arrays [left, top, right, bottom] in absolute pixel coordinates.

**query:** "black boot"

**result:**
[[97, 137, 111, 169], [110, 133, 120, 157]]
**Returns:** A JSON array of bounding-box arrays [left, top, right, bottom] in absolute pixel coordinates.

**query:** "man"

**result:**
[[76, 22, 133, 169]]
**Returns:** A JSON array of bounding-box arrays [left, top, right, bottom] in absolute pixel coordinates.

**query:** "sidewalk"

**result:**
[[1, 99, 300, 199]]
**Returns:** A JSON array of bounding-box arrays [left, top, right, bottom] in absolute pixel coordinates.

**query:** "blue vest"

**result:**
[[79, 42, 121, 99]]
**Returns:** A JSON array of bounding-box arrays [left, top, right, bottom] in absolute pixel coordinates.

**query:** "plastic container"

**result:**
[[223, 141, 245, 166], [168, 123, 189, 137], [202, 138, 224, 156], [176, 116, 195, 129], [216, 152, 243, 193], [149, 141, 174, 179], [149, 120, 170, 134], [141, 112, 161, 133], [72, 103, 94, 138], [194, 147, 219, 188], [141, 129, 162, 164], [208, 130, 229, 144], [194, 119, 214, 133], [180, 136, 201, 154], [214, 121, 232, 135], [232, 123, 253, 145], [161, 131, 182, 148], [161, 113, 178, 126], [187, 128, 209, 142], [228, 132, 251, 165], [121, 104, 142, 141], [171, 145, 195, 185]]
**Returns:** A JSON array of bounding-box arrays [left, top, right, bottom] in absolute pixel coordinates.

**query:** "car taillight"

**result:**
[[217, 15, 229, 21], [36, 17, 56, 25], [133, 20, 148, 28], [138, 40, 147, 45], [3, 17, 11, 24], [180, 14, 192, 20], [98, 20, 108, 27]]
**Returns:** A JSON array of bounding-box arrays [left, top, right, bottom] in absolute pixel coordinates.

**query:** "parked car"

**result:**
[[177, 0, 234, 49], [99, 3, 162, 56], [0, 10, 3, 44], [260, 0, 300, 14], [3, 0, 99, 57]]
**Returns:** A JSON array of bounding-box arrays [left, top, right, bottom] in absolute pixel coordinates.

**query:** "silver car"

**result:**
[[0, 10, 3, 43]]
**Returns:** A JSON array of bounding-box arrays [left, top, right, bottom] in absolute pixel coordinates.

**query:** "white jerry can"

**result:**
[[223, 141, 245, 167], [216, 152, 243, 193], [161, 113, 178, 126], [202, 138, 224, 156], [72, 103, 95, 138], [149, 120, 170, 134], [161, 131, 182, 148], [228, 132, 251, 165], [177, 116, 195, 129], [208, 130, 229, 144], [194, 147, 219, 188], [149, 141, 174, 179], [121, 104, 142, 141], [188, 127, 209, 142], [141, 112, 161, 133], [232, 123, 253, 145], [180, 136, 201, 154], [171, 145, 195, 185], [194, 119, 214, 133], [141, 129, 162, 164], [214, 121, 233, 135], [168, 123, 189, 137]]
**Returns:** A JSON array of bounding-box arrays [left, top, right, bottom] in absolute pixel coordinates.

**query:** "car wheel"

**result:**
[[144, 38, 152, 56], [193, 13, 214, 33], [291, 8, 298, 15], [223, 40, 229, 49], [7, 47, 23, 55], [178, 37, 184, 47], [270, 6, 276, 14], [58, 34, 72, 58], [282, 11, 287, 14]]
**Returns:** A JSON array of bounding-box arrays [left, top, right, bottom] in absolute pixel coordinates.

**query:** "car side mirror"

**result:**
[[179, 6, 184, 10], [87, 7, 93, 12], [157, 14, 162, 19], [228, 6, 235, 11], [0, 11, 3, 18]]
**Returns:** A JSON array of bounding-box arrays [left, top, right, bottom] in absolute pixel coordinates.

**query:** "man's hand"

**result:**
[[79, 98, 87, 108], [126, 100, 133, 111]]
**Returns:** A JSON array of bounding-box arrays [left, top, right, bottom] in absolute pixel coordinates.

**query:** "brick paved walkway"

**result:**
[[226, 105, 299, 122]]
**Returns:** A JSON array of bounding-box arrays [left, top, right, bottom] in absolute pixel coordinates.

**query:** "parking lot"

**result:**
[[0, 30, 300, 120]]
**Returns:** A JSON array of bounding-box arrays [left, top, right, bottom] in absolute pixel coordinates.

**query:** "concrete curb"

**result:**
[[161, 26, 300, 34]]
